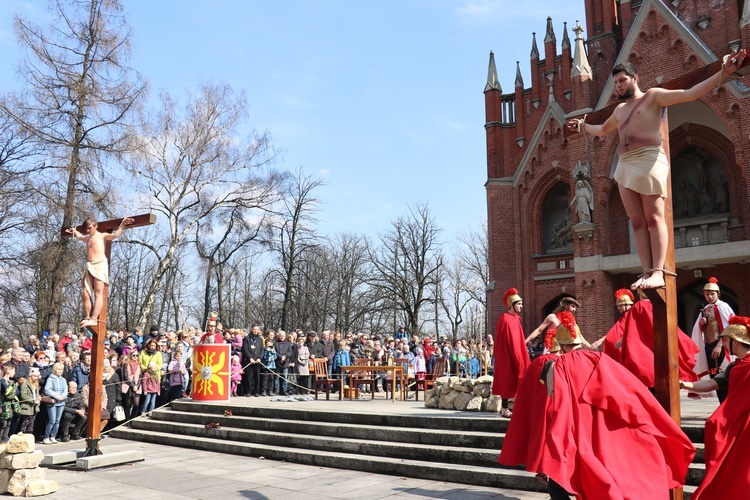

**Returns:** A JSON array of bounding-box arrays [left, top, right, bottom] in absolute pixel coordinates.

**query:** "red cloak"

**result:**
[[491, 311, 530, 398], [603, 313, 627, 363], [498, 353, 556, 471], [539, 350, 695, 499], [692, 356, 750, 499], [620, 300, 699, 387]]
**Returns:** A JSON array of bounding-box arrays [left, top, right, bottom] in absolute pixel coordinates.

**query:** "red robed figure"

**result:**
[[491, 311, 530, 398]]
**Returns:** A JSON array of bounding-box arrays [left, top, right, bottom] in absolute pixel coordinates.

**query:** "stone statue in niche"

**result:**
[[571, 177, 594, 224], [672, 147, 730, 219], [714, 174, 728, 213]]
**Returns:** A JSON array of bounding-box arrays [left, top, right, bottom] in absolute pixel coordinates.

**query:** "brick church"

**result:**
[[484, 0, 750, 340]]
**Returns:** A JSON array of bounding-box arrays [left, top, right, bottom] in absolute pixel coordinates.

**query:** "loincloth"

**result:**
[[613, 145, 669, 197], [83, 258, 109, 298]]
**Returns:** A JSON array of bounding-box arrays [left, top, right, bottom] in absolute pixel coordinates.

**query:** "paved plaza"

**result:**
[[41, 394, 718, 499]]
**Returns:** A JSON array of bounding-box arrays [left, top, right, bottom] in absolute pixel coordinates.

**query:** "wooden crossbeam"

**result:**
[[564, 55, 750, 135], [60, 213, 156, 238]]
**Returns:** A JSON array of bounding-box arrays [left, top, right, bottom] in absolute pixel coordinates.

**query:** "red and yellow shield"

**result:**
[[191, 344, 231, 401]]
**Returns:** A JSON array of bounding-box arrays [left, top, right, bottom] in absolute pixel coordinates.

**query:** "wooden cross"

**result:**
[[565, 55, 748, 500], [61, 213, 156, 456]]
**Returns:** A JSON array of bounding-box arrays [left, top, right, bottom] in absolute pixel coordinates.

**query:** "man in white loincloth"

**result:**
[[66, 217, 133, 328], [566, 49, 745, 289]]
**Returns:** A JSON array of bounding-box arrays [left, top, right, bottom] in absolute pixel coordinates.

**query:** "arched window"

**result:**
[[542, 182, 572, 253]]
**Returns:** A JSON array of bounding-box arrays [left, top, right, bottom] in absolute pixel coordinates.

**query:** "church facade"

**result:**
[[485, 0, 750, 339]]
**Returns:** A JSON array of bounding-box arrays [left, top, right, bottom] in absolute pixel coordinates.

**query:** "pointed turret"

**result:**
[[515, 61, 524, 88], [561, 21, 570, 50], [530, 32, 539, 59], [485, 51, 501, 92], [571, 21, 592, 78], [544, 17, 556, 44]]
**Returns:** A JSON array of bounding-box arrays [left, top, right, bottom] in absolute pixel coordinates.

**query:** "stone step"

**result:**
[[112, 427, 547, 492], [149, 408, 505, 449], [170, 400, 509, 433], [127, 417, 503, 468]]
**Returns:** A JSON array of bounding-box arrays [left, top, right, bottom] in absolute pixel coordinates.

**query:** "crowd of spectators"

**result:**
[[0, 323, 492, 444]]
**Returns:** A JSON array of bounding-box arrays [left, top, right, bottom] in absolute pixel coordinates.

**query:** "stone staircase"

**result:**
[[111, 399, 706, 496]]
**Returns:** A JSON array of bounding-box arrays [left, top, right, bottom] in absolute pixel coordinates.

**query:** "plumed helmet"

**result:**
[[503, 288, 523, 308], [720, 315, 750, 346], [703, 277, 720, 293], [208, 311, 218, 326], [614, 289, 634, 306], [555, 311, 582, 346], [544, 328, 561, 353]]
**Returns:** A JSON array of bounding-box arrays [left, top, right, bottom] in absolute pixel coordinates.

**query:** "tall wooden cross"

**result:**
[[565, 56, 749, 500], [62, 213, 155, 456]]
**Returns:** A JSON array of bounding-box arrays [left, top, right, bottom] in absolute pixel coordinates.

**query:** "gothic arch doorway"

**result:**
[[677, 280, 738, 334]]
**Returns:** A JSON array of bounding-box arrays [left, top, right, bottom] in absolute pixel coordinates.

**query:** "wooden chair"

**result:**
[[351, 358, 376, 399], [384, 360, 410, 400], [312, 358, 337, 400], [416, 357, 447, 401]]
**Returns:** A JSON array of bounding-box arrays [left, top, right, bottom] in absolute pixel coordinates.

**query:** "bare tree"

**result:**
[[1, 0, 147, 333], [328, 233, 376, 333], [439, 257, 473, 343], [270, 167, 324, 331], [457, 220, 490, 334], [126, 83, 281, 332], [370, 203, 442, 334]]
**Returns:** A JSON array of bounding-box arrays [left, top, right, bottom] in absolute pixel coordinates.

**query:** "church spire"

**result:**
[[515, 61, 524, 88], [485, 51, 501, 92], [544, 17, 556, 44], [571, 20, 592, 78], [530, 32, 539, 59], [561, 21, 570, 50]]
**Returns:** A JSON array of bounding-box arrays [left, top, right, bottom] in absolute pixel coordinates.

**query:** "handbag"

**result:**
[[112, 405, 126, 422], [40, 395, 55, 404]]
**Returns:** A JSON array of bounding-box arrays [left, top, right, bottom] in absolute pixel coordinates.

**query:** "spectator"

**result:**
[[166, 351, 188, 401], [71, 351, 92, 388], [43, 363, 67, 445], [230, 356, 243, 397], [274, 331, 293, 396], [58, 329, 74, 354], [58, 381, 86, 442], [17, 368, 41, 435], [120, 352, 142, 420], [101, 359, 121, 430], [293, 336, 310, 395], [80, 382, 109, 432], [260, 339, 277, 397], [8, 348, 30, 382], [394, 326, 408, 341], [0, 365, 19, 442]]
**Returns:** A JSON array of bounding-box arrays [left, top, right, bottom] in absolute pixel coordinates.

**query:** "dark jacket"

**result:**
[[103, 372, 121, 412], [274, 340, 294, 369], [306, 340, 324, 358], [241, 334, 264, 363], [71, 364, 91, 388], [62, 391, 86, 419], [322, 340, 335, 362]]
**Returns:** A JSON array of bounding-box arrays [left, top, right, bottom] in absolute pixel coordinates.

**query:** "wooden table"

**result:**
[[339, 365, 405, 402]]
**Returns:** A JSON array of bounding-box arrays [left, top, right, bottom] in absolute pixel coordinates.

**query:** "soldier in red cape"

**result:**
[[591, 288, 634, 362], [498, 328, 560, 482], [620, 298, 699, 387], [679, 316, 750, 499], [502, 311, 696, 499], [491, 287, 529, 418], [200, 312, 225, 344]]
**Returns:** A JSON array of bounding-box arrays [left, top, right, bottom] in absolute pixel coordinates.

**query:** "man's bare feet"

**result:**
[[640, 269, 667, 289], [630, 270, 650, 290], [80, 318, 97, 328]]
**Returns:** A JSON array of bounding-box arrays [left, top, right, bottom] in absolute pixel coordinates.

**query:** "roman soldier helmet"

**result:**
[[544, 328, 561, 353], [614, 289, 634, 306], [208, 311, 218, 327], [502, 288, 522, 308], [720, 316, 750, 346], [555, 311, 582, 345], [703, 277, 720, 293]]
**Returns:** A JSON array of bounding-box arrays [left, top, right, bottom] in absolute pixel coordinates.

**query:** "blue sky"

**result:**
[[0, 0, 585, 242]]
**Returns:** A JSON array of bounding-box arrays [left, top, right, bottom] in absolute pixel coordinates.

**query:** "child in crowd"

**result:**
[[230, 355, 243, 397], [260, 339, 277, 397], [332, 341, 350, 385], [0, 365, 18, 442], [18, 369, 41, 434], [141, 362, 160, 415], [167, 351, 188, 402]]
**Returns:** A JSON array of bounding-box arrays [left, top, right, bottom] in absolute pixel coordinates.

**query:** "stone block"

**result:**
[[453, 392, 473, 410], [438, 390, 460, 409], [462, 378, 475, 388], [475, 375, 493, 384], [25, 479, 58, 497], [424, 388, 436, 400], [5, 435, 35, 454], [472, 383, 491, 397], [40, 450, 84, 466], [75, 450, 144, 470], [483, 395, 502, 412], [452, 384, 471, 393], [3, 469, 45, 496], [0, 450, 44, 470], [466, 396, 483, 411], [424, 395, 439, 408]]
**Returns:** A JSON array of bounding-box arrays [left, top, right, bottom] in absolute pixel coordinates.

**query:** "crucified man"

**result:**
[[566, 49, 745, 289], [66, 217, 134, 328]]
